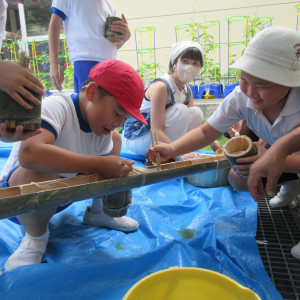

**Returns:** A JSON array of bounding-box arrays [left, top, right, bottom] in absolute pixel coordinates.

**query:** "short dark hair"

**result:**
[[80, 78, 113, 98], [168, 47, 204, 73]]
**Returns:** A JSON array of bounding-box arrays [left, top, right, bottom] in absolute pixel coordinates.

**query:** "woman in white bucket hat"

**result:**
[[147, 26, 300, 259], [124, 40, 220, 159]]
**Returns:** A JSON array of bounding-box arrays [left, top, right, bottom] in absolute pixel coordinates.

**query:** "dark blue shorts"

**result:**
[[73, 60, 99, 93], [3, 166, 72, 224]]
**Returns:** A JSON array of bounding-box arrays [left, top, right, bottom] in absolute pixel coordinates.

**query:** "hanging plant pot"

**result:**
[[0, 89, 41, 131], [105, 16, 125, 44]]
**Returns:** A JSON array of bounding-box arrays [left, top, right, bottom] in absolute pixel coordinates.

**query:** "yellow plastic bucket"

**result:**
[[123, 267, 261, 300]]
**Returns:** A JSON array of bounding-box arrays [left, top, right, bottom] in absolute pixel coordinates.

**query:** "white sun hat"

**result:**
[[230, 26, 300, 87], [170, 41, 204, 64]]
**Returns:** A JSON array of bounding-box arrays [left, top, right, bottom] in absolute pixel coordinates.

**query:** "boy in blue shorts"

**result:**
[[1, 59, 147, 271], [49, 0, 131, 92]]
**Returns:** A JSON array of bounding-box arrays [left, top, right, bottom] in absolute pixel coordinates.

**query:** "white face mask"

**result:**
[[176, 64, 201, 83]]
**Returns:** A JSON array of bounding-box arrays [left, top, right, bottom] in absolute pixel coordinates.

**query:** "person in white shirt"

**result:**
[[2, 60, 146, 271], [124, 41, 220, 158], [49, 0, 130, 93], [147, 26, 300, 260]]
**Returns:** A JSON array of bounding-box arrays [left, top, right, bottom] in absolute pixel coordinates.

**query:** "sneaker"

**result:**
[[269, 180, 300, 208], [291, 242, 300, 260], [5, 233, 48, 271], [83, 206, 139, 232]]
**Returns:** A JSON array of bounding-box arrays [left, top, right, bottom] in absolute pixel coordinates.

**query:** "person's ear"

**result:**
[[85, 82, 98, 102]]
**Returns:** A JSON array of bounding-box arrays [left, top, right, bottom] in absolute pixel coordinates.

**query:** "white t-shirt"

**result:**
[[0, 93, 113, 181], [208, 86, 300, 145], [0, 0, 8, 49], [51, 0, 117, 64]]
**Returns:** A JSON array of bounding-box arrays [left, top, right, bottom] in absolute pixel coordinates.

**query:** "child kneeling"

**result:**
[[1, 59, 147, 271]]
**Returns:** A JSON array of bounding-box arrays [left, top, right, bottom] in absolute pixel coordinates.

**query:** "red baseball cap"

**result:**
[[89, 59, 147, 124]]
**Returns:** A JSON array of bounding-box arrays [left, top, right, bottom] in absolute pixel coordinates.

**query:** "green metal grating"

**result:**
[[256, 196, 300, 300]]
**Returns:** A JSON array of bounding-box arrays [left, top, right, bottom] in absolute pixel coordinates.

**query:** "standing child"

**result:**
[[148, 26, 300, 203], [2, 59, 146, 271], [124, 41, 220, 158], [49, 0, 131, 92]]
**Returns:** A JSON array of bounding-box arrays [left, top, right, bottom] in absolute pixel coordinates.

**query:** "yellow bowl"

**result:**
[[123, 267, 261, 300]]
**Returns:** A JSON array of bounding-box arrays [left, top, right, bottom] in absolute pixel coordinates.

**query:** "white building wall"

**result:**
[[113, 0, 298, 77]]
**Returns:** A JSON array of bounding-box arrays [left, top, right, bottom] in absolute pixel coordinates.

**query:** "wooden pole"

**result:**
[[0, 156, 230, 220]]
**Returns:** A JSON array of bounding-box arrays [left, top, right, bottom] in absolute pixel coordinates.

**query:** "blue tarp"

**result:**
[[0, 142, 282, 300]]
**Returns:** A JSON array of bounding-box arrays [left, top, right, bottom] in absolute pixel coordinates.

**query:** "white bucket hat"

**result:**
[[230, 26, 300, 87], [171, 41, 204, 64]]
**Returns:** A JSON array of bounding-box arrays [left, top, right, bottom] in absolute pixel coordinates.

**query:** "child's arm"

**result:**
[[248, 126, 300, 201], [48, 13, 64, 91], [19, 130, 133, 178], [149, 81, 173, 144], [147, 122, 222, 162], [188, 91, 194, 107]]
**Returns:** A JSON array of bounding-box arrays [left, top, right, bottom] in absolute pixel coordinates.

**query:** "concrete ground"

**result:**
[[194, 98, 223, 120]]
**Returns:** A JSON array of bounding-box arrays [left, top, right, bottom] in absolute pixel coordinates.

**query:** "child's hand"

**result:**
[[248, 150, 286, 202], [227, 121, 243, 138], [50, 64, 64, 91], [233, 143, 267, 178], [147, 142, 174, 164], [0, 123, 42, 142], [210, 140, 222, 152], [111, 14, 131, 42], [99, 156, 134, 178], [0, 61, 44, 108]]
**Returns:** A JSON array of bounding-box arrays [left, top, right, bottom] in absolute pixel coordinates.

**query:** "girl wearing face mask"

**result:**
[[124, 41, 220, 158]]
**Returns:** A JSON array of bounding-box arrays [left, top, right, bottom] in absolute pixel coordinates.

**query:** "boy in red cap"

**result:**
[[1, 59, 147, 271]]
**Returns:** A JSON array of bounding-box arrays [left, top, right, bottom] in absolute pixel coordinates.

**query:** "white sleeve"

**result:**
[[207, 86, 246, 133], [41, 94, 73, 138], [51, 0, 69, 17]]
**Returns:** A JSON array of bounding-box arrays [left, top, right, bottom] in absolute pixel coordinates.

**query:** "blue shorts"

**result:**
[[73, 60, 99, 93], [3, 166, 72, 224]]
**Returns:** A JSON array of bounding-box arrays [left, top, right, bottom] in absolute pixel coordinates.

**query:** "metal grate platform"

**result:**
[[256, 196, 300, 300]]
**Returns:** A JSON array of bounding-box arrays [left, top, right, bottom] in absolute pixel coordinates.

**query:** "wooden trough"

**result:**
[[0, 155, 230, 220]]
